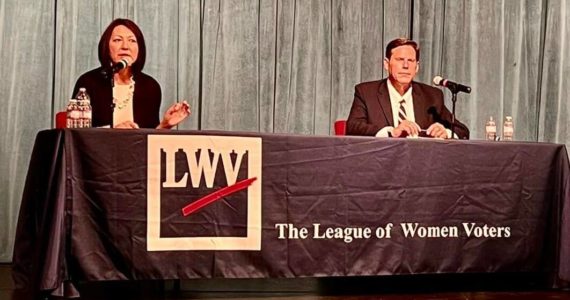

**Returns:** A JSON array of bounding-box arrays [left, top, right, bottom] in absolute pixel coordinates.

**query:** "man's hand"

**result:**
[[426, 122, 448, 139], [392, 120, 421, 137]]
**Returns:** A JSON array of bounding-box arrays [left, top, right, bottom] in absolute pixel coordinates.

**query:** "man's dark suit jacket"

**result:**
[[346, 79, 469, 139], [72, 67, 162, 128]]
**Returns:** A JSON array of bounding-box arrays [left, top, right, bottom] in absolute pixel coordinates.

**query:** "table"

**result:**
[[12, 129, 570, 297]]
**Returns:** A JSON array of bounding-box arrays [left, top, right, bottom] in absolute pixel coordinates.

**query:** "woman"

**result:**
[[72, 18, 189, 129]]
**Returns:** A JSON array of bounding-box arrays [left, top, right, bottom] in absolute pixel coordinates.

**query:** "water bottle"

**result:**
[[485, 116, 496, 141], [66, 99, 79, 128], [83, 98, 92, 128], [76, 99, 85, 128], [75, 88, 92, 128], [503, 116, 514, 141]]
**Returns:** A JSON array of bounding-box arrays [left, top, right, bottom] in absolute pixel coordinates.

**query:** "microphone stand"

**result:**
[[110, 77, 115, 128], [434, 77, 471, 139], [448, 86, 459, 139], [103, 60, 130, 128], [102, 67, 115, 128]]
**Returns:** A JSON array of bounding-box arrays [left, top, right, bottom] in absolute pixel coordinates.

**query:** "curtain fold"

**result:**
[[0, 0, 55, 262], [539, 0, 569, 143]]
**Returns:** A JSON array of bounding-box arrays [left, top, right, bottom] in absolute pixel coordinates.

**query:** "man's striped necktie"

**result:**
[[398, 99, 407, 125]]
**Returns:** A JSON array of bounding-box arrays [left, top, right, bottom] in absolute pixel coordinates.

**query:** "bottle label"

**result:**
[[485, 126, 496, 133], [70, 111, 81, 119], [83, 111, 92, 119], [504, 127, 513, 134]]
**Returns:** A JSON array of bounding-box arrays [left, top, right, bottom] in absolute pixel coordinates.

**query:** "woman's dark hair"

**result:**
[[98, 18, 146, 74], [385, 38, 420, 61]]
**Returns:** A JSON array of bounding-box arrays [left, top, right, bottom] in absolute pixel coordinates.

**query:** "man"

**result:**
[[346, 38, 469, 139]]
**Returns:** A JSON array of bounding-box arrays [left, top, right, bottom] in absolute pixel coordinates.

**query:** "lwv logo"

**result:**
[[147, 135, 262, 251]]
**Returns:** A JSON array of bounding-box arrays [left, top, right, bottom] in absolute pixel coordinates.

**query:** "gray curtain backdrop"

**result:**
[[0, 0, 568, 262]]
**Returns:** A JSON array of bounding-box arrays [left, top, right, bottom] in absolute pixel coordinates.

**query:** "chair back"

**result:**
[[334, 120, 347, 135], [55, 111, 66, 129]]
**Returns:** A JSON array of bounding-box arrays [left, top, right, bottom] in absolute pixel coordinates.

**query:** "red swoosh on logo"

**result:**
[[181, 177, 257, 217]]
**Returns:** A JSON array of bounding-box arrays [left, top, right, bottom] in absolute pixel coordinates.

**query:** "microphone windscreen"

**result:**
[[120, 58, 129, 68], [433, 76, 443, 85]]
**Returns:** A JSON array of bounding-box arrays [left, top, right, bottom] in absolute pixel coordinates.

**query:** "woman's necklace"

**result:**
[[113, 77, 135, 110]]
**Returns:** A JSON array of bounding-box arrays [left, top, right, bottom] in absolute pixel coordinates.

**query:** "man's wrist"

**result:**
[[376, 126, 394, 137]]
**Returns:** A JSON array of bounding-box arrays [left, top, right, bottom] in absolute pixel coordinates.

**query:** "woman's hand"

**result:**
[[114, 120, 140, 129], [157, 100, 191, 129]]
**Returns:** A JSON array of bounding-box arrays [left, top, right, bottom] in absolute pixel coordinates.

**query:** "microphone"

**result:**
[[101, 58, 129, 77], [433, 76, 471, 94]]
